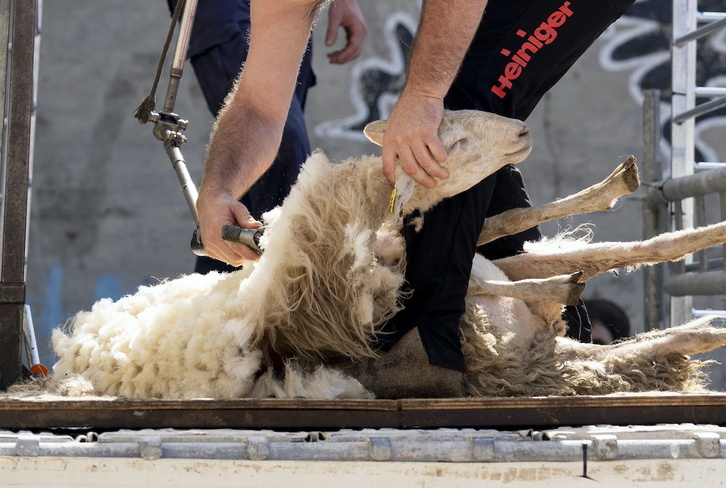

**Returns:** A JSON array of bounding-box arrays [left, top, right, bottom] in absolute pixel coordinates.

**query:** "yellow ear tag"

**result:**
[[387, 188, 397, 214]]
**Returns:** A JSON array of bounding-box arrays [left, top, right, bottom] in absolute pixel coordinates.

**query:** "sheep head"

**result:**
[[364, 110, 532, 214]]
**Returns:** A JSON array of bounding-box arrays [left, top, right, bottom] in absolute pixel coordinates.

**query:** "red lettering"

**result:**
[[528, 36, 544, 49], [534, 23, 558, 44], [491, 0, 573, 99], [548, 11, 566, 28], [491, 75, 514, 99], [504, 62, 522, 79], [560, 2, 573, 16], [512, 54, 528, 67], [517, 41, 539, 62]]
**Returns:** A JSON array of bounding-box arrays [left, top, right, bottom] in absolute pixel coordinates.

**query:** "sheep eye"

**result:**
[[449, 138, 468, 152]]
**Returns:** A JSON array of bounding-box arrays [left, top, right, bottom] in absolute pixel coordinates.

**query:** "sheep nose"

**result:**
[[519, 127, 530, 138]]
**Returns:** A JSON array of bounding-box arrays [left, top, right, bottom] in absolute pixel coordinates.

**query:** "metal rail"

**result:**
[[0, 0, 38, 391], [3, 425, 726, 463], [646, 0, 726, 328]]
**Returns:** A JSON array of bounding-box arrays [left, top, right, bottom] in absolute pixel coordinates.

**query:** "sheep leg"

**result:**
[[468, 271, 585, 306], [493, 220, 726, 282], [556, 316, 726, 361], [478, 157, 639, 246]]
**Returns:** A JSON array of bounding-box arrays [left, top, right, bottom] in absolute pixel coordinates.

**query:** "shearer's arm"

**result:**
[[196, 0, 326, 266]]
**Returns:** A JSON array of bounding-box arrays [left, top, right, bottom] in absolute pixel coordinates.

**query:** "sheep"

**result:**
[[50, 110, 531, 398], [48, 109, 726, 400]]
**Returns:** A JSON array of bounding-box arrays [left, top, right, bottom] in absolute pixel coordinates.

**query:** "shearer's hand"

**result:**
[[381, 92, 449, 189], [196, 187, 262, 266], [325, 0, 367, 65]]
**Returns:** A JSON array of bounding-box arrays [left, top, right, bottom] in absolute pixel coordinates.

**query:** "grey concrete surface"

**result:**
[[21, 1, 726, 388]]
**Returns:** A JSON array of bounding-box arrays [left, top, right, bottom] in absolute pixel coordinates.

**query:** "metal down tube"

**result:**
[[695, 162, 726, 170], [163, 0, 198, 114], [697, 11, 726, 22], [165, 140, 199, 225], [664, 271, 726, 296], [149, 0, 201, 226], [646, 167, 726, 205], [693, 309, 726, 318], [696, 87, 726, 97], [661, 167, 726, 202], [642, 90, 666, 330], [673, 96, 726, 124], [1, 0, 36, 390], [674, 15, 726, 47]]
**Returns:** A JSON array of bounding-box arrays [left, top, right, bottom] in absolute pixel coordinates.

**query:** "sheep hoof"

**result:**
[[620, 156, 640, 193], [336, 329, 465, 399]]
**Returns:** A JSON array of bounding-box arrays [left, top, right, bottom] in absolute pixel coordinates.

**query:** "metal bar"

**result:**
[[674, 15, 726, 46], [150, 0, 201, 232], [695, 195, 706, 272], [692, 309, 726, 318], [697, 12, 726, 22], [664, 271, 726, 296], [0, 0, 10, 162], [642, 90, 666, 330], [673, 200, 683, 230], [164, 141, 199, 224], [694, 162, 726, 170], [695, 87, 726, 97], [0, 0, 36, 390], [22, 303, 39, 367], [658, 167, 726, 202], [0, 282, 24, 303], [673, 96, 726, 124], [4, 428, 726, 463], [162, 0, 198, 114], [669, 0, 696, 327], [670, 200, 686, 277]]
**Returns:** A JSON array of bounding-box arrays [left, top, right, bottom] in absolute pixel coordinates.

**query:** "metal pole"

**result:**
[[0, 0, 36, 390], [147, 0, 201, 229], [162, 0, 198, 114], [672, 96, 726, 124], [642, 90, 666, 330], [664, 271, 726, 296], [165, 141, 199, 224], [0, 0, 9, 162], [660, 167, 726, 201], [669, 0, 696, 327], [674, 15, 726, 46]]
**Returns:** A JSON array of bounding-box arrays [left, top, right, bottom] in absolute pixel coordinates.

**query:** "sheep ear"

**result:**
[[363, 120, 387, 146]]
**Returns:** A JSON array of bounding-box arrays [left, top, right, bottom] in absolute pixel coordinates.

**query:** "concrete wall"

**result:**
[[24, 0, 726, 384]]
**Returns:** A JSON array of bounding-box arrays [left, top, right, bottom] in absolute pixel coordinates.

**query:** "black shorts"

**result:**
[[377, 0, 636, 369]]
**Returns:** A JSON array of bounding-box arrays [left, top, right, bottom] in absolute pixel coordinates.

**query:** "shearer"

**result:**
[[195, 0, 636, 397]]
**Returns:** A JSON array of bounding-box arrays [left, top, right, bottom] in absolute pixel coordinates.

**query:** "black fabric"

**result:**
[[166, 0, 251, 59], [391, 0, 637, 369], [372, 176, 497, 372]]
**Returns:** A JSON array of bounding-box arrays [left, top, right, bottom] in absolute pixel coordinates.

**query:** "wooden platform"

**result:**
[[3, 393, 726, 431]]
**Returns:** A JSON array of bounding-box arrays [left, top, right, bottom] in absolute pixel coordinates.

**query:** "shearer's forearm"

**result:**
[[201, 0, 326, 199], [403, 0, 488, 100]]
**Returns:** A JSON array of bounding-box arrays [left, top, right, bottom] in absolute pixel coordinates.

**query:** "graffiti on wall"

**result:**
[[314, 12, 416, 141], [315, 0, 726, 161]]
